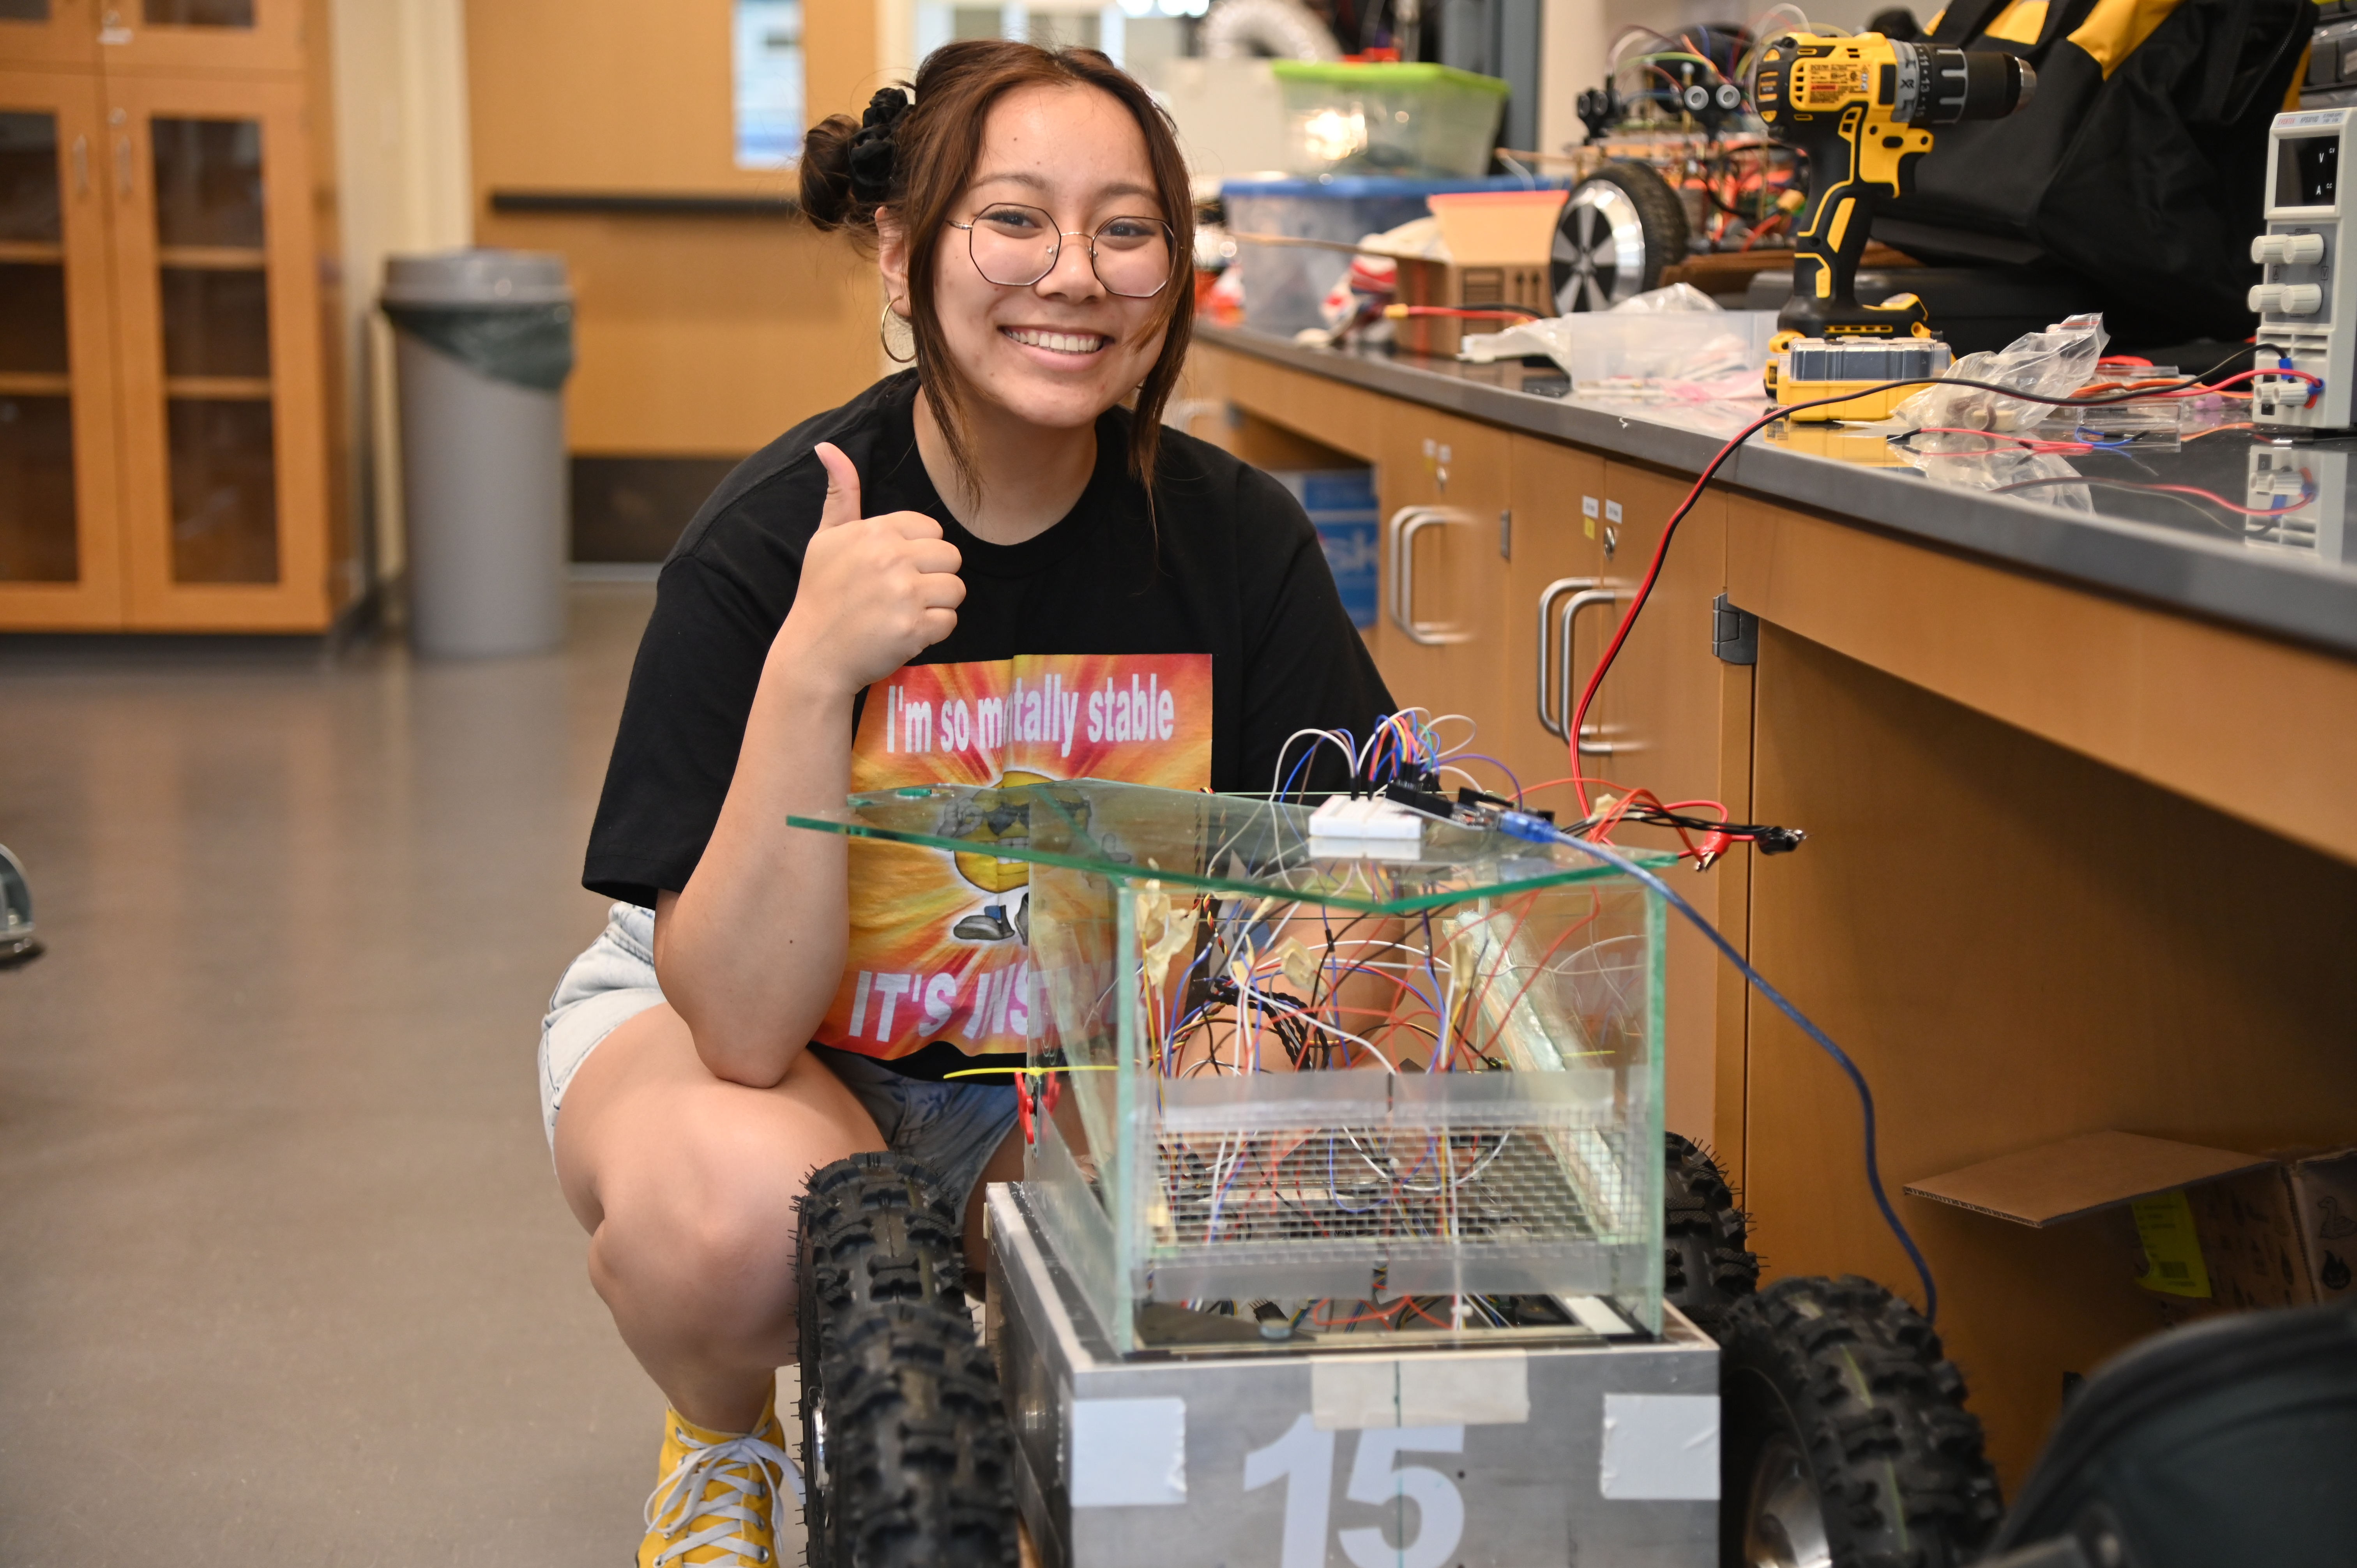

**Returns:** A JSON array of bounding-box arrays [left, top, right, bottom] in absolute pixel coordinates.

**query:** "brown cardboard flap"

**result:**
[[1904, 1131, 2273, 1228]]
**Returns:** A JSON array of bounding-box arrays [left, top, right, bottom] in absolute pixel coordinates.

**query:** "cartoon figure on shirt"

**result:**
[[949, 769, 1050, 944]]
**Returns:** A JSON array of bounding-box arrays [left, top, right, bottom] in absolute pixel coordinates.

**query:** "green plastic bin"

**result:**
[[1269, 61, 1510, 178]]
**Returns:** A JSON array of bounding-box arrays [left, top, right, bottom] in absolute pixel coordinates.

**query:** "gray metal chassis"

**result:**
[[986, 1183, 1720, 1568]]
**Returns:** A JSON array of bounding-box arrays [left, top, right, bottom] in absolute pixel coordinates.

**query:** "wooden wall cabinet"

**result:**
[[0, 0, 345, 632]]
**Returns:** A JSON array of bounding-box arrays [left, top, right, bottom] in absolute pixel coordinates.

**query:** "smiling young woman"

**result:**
[[535, 39, 1393, 1568]]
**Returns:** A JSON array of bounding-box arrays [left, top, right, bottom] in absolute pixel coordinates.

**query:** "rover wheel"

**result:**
[[796, 1153, 977, 1566], [1663, 1132, 1758, 1332], [1552, 160, 1690, 313], [825, 1303, 1019, 1568], [1718, 1276, 2002, 1568]]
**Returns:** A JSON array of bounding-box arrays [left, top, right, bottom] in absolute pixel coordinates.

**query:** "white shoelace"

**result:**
[[644, 1420, 806, 1568]]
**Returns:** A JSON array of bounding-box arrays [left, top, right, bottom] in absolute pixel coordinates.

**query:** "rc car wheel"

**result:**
[[1552, 159, 1691, 313], [1718, 1275, 2002, 1568], [1663, 1132, 1758, 1332], [796, 1153, 1011, 1566]]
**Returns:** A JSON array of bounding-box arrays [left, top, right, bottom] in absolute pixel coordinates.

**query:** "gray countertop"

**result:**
[[1199, 323, 2357, 659]]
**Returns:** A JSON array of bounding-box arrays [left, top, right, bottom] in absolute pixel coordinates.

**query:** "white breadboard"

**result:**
[[1307, 795, 1424, 859]]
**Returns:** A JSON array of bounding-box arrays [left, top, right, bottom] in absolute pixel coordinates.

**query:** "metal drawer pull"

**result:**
[[1387, 505, 1473, 646], [1535, 576, 1597, 736], [1557, 586, 1624, 756]]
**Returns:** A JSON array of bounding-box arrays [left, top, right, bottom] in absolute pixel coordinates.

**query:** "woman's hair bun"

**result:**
[[800, 88, 912, 233]]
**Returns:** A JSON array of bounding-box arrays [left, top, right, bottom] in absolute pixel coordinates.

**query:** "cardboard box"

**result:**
[[1393, 189, 1567, 357], [1905, 1131, 2357, 1325]]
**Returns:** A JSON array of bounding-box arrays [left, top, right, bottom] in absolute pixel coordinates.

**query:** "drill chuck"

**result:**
[[1895, 40, 2035, 124]]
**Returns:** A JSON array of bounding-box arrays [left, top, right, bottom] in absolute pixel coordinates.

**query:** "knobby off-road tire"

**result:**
[[1664, 1132, 1759, 1333], [827, 1303, 1019, 1568], [795, 1153, 1013, 1567], [1719, 1275, 2003, 1568]]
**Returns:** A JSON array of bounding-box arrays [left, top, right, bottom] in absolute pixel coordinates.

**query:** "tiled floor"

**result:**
[[0, 585, 756, 1566]]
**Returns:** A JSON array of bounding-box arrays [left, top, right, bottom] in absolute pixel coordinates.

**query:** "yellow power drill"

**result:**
[[1754, 33, 2035, 339]]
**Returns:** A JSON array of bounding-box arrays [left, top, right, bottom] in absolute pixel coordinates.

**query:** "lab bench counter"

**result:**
[[1182, 324, 2357, 1496]]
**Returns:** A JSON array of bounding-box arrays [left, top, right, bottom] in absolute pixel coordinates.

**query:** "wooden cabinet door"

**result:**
[[1371, 404, 1514, 794], [104, 71, 334, 629], [0, 0, 102, 65], [91, 0, 306, 74], [0, 67, 126, 629], [1499, 435, 1607, 809], [1590, 458, 1746, 1147]]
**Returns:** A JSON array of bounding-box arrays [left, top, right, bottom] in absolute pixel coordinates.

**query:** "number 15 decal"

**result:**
[[1243, 1414, 1466, 1568]]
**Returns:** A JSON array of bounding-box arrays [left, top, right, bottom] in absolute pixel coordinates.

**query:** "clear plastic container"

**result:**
[[1223, 175, 1542, 335], [1557, 309, 1782, 390], [790, 780, 1670, 1356], [1269, 61, 1511, 178]]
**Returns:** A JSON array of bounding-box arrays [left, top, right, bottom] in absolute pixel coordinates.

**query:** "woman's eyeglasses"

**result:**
[[947, 202, 1175, 299]]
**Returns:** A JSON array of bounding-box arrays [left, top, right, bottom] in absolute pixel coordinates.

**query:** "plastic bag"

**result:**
[[1909, 447, 2092, 512], [1890, 313, 2107, 434], [1608, 282, 1721, 314], [1355, 214, 1448, 261], [383, 301, 575, 392]]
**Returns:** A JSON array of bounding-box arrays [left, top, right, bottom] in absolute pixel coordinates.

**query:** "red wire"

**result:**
[[1989, 476, 2315, 517]]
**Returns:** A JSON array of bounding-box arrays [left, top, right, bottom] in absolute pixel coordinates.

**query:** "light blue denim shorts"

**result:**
[[539, 902, 1020, 1215]]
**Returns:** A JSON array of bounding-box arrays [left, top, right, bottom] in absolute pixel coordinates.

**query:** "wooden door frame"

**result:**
[[0, 66, 126, 629], [106, 71, 333, 630]]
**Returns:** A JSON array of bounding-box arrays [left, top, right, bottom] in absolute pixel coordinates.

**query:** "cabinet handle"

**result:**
[[70, 135, 89, 196], [1557, 586, 1624, 756], [113, 134, 133, 199], [1535, 576, 1596, 737], [1388, 505, 1472, 646]]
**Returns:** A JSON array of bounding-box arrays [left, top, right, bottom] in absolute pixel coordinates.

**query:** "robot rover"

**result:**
[[787, 780, 1997, 1568]]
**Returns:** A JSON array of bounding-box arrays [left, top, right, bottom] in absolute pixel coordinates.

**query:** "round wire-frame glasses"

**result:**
[[947, 202, 1176, 299]]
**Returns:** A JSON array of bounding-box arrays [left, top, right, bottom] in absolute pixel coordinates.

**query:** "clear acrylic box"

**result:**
[[790, 780, 1668, 1354]]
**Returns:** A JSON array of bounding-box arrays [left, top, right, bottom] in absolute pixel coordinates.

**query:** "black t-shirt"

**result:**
[[584, 371, 1393, 1075]]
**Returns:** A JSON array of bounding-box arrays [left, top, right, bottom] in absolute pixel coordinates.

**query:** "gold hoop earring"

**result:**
[[880, 301, 916, 364]]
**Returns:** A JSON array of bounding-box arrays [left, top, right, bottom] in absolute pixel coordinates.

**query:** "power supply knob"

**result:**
[[2281, 283, 2325, 314], [2285, 233, 2329, 265], [2250, 283, 2286, 313], [2253, 234, 2290, 264]]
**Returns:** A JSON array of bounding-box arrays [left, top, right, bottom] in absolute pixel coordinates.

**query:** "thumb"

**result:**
[[814, 442, 863, 529]]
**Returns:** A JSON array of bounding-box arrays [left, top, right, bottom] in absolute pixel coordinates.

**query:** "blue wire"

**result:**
[[1496, 810, 1942, 1323]]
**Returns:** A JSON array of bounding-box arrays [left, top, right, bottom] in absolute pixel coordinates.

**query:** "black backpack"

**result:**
[[1878, 0, 2313, 341]]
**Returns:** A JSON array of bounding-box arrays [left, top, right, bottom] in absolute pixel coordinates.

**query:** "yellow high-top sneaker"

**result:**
[[638, 1397, 801, 1568]]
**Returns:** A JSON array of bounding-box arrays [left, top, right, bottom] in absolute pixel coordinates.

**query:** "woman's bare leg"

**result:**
[[554, 1003, 884, 1434]]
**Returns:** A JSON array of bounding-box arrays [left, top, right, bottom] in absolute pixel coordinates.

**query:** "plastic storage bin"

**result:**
[[1270, 61, 1511, 178], [1224, 175, 1542, 335], [790, 780, 1670, 1355]]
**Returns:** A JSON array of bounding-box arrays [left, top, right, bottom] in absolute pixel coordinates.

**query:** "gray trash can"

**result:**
[[381, 249, 575, 658]]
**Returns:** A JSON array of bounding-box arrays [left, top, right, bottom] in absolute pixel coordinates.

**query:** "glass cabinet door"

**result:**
[[106, 73, 330, 630], [0, 0, 102, 67], [0, 71, 125, 629], [92, 0, 304, 72]]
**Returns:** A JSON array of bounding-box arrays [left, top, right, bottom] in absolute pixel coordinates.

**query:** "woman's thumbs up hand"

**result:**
[[773, 441, 965, 692]]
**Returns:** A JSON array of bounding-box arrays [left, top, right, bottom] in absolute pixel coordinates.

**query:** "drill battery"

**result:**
[[1767, 335, 1953, 421]]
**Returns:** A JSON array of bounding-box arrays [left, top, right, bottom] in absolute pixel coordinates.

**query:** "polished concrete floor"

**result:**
[[0, 584, 767, 1566]]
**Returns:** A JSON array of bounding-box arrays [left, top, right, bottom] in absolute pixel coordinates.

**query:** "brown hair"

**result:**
[[802, 41, 1196, 499]]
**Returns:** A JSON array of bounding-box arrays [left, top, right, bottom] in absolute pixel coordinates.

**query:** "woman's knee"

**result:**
[[589, 1127, 805, 1323]]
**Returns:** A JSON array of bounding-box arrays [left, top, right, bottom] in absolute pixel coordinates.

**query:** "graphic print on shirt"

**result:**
[[818, 652, 1211, 1062]]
